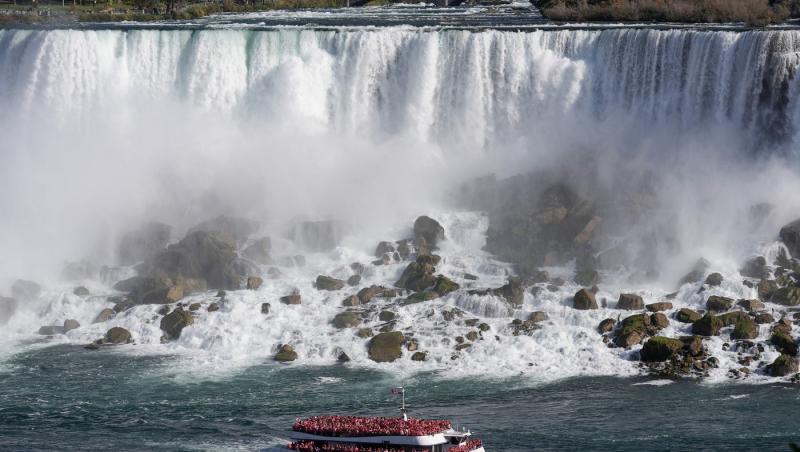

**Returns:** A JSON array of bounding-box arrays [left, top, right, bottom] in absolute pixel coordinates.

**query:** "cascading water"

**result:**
[[1, 25, 800, 385]]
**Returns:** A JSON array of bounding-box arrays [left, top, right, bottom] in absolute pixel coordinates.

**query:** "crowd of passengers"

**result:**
[[287, 439, 483, 452], [293, 416, 452, 437]]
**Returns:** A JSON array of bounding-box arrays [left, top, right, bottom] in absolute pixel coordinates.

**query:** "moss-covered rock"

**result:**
[[573, 288, 598, 310], [401, 291, 440, 305], [737, 299, 764, 312], [772, 286, 800, 306], [769, 353, 799, 377], [614, 314, 652, 347], [332, 311, 361, 329], [691, 313, 722, 336], [646, 302, 673, 312], [705, 295, 733, 312], [731, 318, 758, 340], [771, 331, 798, 356], [675, 308, 701, 323], [617, 293, 644, 310], [754, 312, 774, 324], [315, 275, 345, 291], [274, 344, 298, 362], [717, 310, 749, 327], [432, 276, 460, 296], [640, 336, 684, 362], [757, 279, 778, 302], [395, 258, 437, 292], [367, 331, 405, 363]]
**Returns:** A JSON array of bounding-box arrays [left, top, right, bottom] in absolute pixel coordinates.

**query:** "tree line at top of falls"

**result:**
[[535, 0, 800, 26]]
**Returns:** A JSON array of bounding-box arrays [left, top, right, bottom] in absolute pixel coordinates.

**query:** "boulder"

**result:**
[[772, 287, 800, 306], [650, 313, 669, 330], [246, 276, 263, 290], [617, 293, 644, 310], [573, 289, 598, 310], [757, 279, 778, 302], [574, 269, 599, 287], [402, 292, 440, 305], [411, 351, 427, 361], [705, 272, 724, 286], [289, 220, 340, 252], [332, 312, 361, 329], [261, 303, 271, 315], [350, 262, 366, 275], [731, 318, 758, 340], [63, 319, 80, 333], [38, 325, 64, 335], [615, 314, 653, 347], [646, 302, 673, 312], [73, 286, 90, 297], [680, 335, 704, 357], [375, 241, 395, 257], [357, 285, 386, 304], [93, 308, 115, 323], [529, 311, 549, 323], [740, 256, 768, 279], [104, 327, 133, 344], [754, 312, 774, 324], [274, 344, 298, 362], [779, 218, 800, 257], [413, 216, 445, 254], [491, 277, 524, 306], [432, 276, 460, 297], [771, 331, 798, 356], [378, 311, 397, 322], [316, 275, 345, 291], [675, 308, 702, 323], [207, 303, 220, 312], [347, 275, 361, 287], [11, 279, 41, 301], [738, 299, 764, 312], [705, 296, 733, 313], [395, 257, 436, 292], [342, 295, 361, 307], [691, 313, 722, 336], [598, 318, 616, 334], [640, 336, 684, 362], [356, 328, 373, 339], [367, 331, 405, 363], [242, 237, 272, 264], [769, 354, 799, 377], [188, 215, 259, 246], [160, 308, 193, 340], [717, 311, 749, 327], [117, 222, 171, 265], [188, 303, 201, 312]]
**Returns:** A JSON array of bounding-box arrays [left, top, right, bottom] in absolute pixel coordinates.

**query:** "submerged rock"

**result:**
[[367, 331, 405, 363]]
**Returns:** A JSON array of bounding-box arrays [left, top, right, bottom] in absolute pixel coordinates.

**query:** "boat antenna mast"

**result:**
[[391, 387, 407, 421]]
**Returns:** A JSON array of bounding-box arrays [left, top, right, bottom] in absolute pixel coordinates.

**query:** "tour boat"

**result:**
[[278, 388, 486, 452]]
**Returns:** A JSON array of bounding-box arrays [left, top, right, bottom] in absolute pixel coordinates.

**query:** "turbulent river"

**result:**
[[1, 5, 800, 451]]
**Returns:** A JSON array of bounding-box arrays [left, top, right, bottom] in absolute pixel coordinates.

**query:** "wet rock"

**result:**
[[772, 286, 800, 306], [757, 279, 778, 302], [356, 328, 373, 339], [464, 273, 479, 281], [346, 275, 361, 287], [104, 327, 133, 344], [315, 275, 345, 291], [289, 220, 341, 252], [246, 276, 263, 290], [491, 277, 524, 306], [261, 303, 271, 314], [332, 312, 361, 329], [117, 222, 171, 265], [529, 311, 548, 323], [93, 308, 115, 323], [754, 312, 774, 324], [38, 325, 64, 335], [717, 311, 749, 327], [573, 288, 598, 310], [769, 354, 799, 376], [640, 336, 684, 362], [188, 303, 201, 312], [207, 302, 220, 312], [705, 272, 724, 286], [280, 293, 301, 305], [379, 311, 396, 322], [738, 299, 765, 312], [368, 331, 405, 363], [731, 318, 758, 340], [432, 276, 460, 297], [336, 351, 350, 363], [63, 319, 80, 333], [342, 295, 361, 307], [598, 318, 616, 334], [160, 308, 193, 340], [413, 216, 445, 255], [465, 331, 479, 341], [650, 313, 669, 330], [411, 351, 427, 361], [680, 335, 704, 357], [771, 331, 798, 356], [157, 306, 170, 316], [395, 257, 437, 292], [675, 308, 702, 323], [274, 344, 298, 362], [402, 291, 440, 305], [692, 313, 722, 336], [375, 241, 395, 257], [510, 319, 541, 336], [73, 286, 90, 297], [740, 256, 768, 279], [646, 302, 673, 312], [779, 218, 800, 257], [705, 296, 733, 313], [617, 293, 644, 310], [12, 279, 41, 301], [615, 314, 653, 347], [242, 237, 272, 264], [574, 269, 599, 287], [356, 285, 385, 304], [478, 323, 490, 332]]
